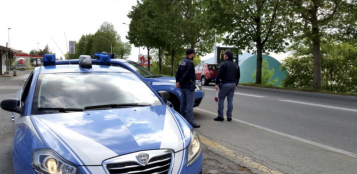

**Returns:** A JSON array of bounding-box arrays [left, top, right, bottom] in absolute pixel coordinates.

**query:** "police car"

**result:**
[[89, 53, 204, 111], [1, 54, 203, 174]]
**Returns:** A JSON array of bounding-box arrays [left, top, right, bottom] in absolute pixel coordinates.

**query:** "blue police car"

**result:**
[[109, 59, 205, 111], [61, 53, 204, 112], [1, 54, 202, 174]]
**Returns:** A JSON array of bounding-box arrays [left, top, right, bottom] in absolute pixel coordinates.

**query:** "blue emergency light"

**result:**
[[94, 52, 106, 59], [43, 54, 56, 66], [99, 55, 110, 65]]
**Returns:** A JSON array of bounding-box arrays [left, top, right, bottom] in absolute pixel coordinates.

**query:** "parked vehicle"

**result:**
[[1, 54, 203, 174], [195, 63, 220, 86], [10, 64, 27, 71]]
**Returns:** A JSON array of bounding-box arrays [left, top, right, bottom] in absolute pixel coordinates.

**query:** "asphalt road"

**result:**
[[194, 84, 357, 174]]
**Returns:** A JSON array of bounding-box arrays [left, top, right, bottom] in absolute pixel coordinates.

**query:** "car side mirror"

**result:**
[[1, 99, 23, 114], [158, 91, 170, 101]]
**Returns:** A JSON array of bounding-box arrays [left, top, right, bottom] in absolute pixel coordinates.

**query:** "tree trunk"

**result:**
[[311, 23, 322, 89], [256, 41, 263, 84], [159, 48, 162, 74], [147, 47, 150, 71], [170, 50, 175, 76]]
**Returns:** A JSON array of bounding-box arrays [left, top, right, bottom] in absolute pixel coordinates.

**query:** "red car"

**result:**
[[195, 63, 219, 86]]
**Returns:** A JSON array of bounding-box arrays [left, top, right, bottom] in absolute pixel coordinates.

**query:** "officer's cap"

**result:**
[[224, 50, 233, 59], [186, 49, 195, 55]]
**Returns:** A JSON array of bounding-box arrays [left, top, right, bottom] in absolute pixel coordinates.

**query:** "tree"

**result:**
[[114, 42, 131, 59], [202, 0, 291, 84], [76, 34, 93, 56], [288, 0, 344, 89], [30, 44, 52, 55], [281, 38, 357, 93], [128, 0, 217, 75], [90, 22, 121, 55]]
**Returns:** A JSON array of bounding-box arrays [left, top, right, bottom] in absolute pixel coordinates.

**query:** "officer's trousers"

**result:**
[[218, 83, 236, 118], [180, 88, 195, 124]]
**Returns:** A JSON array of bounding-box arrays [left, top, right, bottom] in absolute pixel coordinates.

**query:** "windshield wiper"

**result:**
[[84, 103, 150, 110], [38, 107, 84, 113]]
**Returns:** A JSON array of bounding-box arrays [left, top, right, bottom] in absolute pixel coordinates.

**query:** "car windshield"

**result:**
[[208, 65, 220, 70], [32, 73, 162, 115], [124, 62, 158, 78]]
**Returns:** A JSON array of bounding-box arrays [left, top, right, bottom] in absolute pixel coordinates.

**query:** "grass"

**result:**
[[239, 83, 357, 97]]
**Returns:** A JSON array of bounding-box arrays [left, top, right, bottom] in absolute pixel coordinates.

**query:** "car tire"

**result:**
[[201, 76, 209, 86], [21, 68, 25, 71], [166, 94, 180, 111]]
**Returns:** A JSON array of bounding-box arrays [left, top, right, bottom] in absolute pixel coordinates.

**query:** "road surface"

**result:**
[[194, 84, 357, 174]]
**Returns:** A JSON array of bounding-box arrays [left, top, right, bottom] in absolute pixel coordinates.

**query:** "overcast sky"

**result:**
[[0, 0, 141, 61], [1, 0, 289, 62]]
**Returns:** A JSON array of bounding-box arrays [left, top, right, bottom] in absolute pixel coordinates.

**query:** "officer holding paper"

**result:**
[[214, 50, 240, 122]]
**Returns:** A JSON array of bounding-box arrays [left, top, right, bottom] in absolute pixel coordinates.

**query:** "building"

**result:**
[[0, 45, 13, 75]]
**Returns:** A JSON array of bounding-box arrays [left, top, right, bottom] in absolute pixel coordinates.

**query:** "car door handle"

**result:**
[[11, 115, 14, 122]]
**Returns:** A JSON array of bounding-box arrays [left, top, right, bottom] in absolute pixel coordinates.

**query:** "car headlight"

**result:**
[[33, 149, 81, 174], [187, 130, 201, 167], [195, 84, 203, 91]]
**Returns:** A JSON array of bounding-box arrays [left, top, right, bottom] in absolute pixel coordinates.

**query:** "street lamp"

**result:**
[[99, 36, 112, 53], [8, 28, 11, 48], [122, 23, 140, 55]]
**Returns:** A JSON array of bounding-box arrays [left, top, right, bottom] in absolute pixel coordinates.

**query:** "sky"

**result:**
[[0, 0, 290, 62], [0, 0, 139, 61]]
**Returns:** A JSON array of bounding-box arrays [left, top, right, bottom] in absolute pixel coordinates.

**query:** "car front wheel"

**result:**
[[201, 76, 209, 86], [166, 95, 180, 111]]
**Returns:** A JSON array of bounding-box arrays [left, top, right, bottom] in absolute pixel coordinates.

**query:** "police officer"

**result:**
[[214, 50, 240, 122], [175, 49, 200, 128]]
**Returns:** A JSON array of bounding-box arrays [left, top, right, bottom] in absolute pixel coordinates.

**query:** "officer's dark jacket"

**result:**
[[216, 59, 240, 86], [175, 57, 196, 90]]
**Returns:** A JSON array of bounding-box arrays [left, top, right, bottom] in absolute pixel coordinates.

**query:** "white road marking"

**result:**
[[195, 108, 357, 159], [235, 92, 265, 98], [280, 100, 357, 113], [203, 87, 265, 98], [202, 87, 215, 91]]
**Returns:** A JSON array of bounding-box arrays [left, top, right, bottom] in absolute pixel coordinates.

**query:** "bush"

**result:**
[[281, 40, 357, 94], [252, 59, 279, 86]]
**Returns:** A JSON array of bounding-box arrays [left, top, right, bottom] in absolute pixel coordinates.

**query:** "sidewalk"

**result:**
[[202, 144, 253, 174]]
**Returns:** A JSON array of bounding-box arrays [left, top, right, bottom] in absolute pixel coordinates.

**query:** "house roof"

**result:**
[[0, 45, 11, 52]]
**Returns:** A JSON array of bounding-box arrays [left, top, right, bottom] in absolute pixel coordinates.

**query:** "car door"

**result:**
[[195, 64, 203, 80], [13, 72, 34, 125]]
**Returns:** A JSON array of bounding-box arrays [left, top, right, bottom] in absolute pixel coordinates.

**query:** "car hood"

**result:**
[[31, 105, 191, 165], [149, 76, 199, 85]]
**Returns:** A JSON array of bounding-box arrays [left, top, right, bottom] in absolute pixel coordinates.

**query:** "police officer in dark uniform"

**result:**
[[214, 50, 240, 122], [175, 49, 200, 128]]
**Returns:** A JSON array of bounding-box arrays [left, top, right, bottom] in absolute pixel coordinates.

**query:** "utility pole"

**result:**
[[8, 28, 11, 48], [64, 32, 69, 60]]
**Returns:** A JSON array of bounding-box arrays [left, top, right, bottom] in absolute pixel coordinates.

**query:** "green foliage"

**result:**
[[202, 0, 291, 84], [114, 42, 131, 59], [90, 22, 121, 55], [280, 56, 314, 88], [29, 45, 52, 55], [150, 50, 202, 76], [252, 59, 279, 86], [281, 39, 357, 93], [128, 0, 217, 74], [65, 22, 130, 59]]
